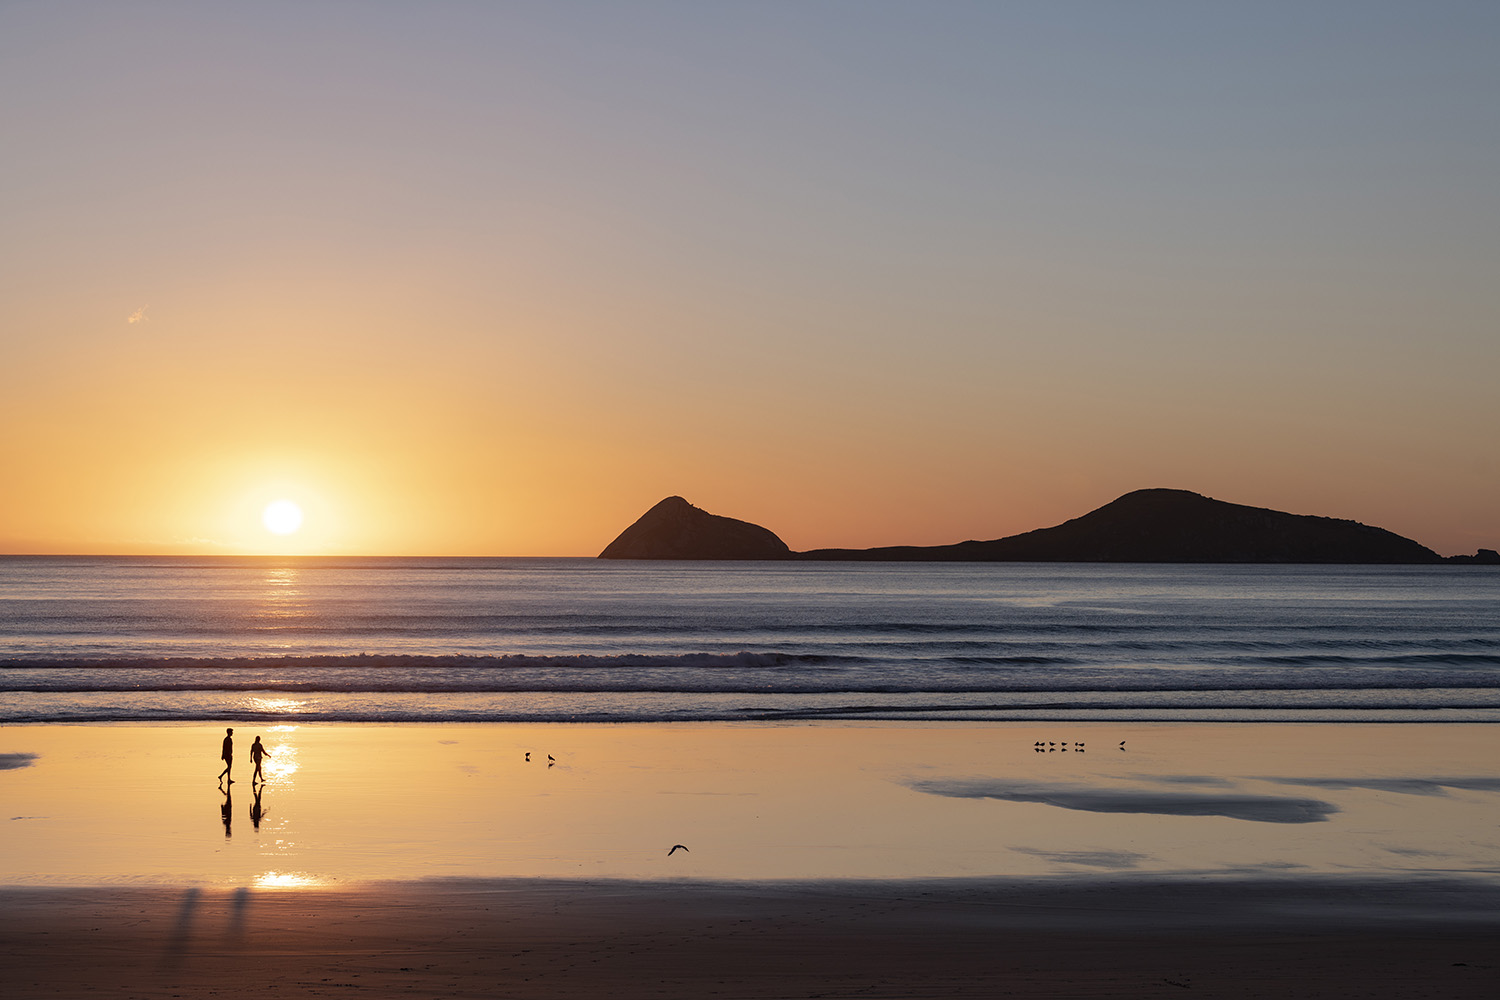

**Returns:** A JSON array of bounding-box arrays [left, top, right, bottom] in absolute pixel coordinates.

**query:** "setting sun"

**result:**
[[262, 500, 304, 535]]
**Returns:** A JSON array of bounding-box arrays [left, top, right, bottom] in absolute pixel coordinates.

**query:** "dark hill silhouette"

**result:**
[[599, 489, 1482, 563], [798, 489, 1442, 563], [598, 496, 792, 560]]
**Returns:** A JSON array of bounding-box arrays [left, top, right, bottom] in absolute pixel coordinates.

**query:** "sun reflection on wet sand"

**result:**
[[253, 871, 323, 888], [258, 735, 299, 782]]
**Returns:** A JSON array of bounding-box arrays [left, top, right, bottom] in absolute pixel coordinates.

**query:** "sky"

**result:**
[[3, 1, 1498, 556]]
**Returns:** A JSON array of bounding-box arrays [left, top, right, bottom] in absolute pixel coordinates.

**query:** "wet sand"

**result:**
[[4, 722, 1499, 997]]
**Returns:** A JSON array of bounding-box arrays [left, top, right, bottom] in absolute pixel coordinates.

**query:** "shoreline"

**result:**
[[8, 873, 1500, 929], [9, 715, 1500, 726], [10, 712, 1500, 725]]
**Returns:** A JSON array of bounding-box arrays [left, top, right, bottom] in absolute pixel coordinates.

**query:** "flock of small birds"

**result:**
[[522, 751, 556, 767], [1033, 740, 1129, 752]]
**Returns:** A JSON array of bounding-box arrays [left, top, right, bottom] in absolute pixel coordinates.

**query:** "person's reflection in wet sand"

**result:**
[[250, 782, 265, 831], [220, 783, 232, 838]]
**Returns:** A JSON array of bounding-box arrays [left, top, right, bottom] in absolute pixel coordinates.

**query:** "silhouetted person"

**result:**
[[220, 783, 233, 838], [218, 727, 234, 784], [250, 783, 265, 831], [250, 736, 271, 783]]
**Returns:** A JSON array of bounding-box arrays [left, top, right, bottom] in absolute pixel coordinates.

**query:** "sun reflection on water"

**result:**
[[262, 567, 301, 591], [247, 697, 309, 719], [257, 567, 308, 622]]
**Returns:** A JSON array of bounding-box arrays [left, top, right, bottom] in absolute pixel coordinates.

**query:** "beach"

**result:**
[[9, 0, 1500, 992], [6, 880, 1498, 998], [4, 721, 1499, 997]]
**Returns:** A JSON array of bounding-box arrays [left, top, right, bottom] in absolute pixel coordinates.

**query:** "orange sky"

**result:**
[[3, 4, 1497, 557]]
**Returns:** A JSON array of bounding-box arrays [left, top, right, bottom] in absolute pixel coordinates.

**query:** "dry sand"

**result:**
[[3, 879, 1498, 999]]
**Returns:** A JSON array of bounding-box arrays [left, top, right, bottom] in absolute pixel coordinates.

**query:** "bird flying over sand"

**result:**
[[667, 844, 689, 855]]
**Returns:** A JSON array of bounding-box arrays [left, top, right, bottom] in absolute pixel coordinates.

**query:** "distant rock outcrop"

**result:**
[[1446, 548, 1500, 565], [798, 489, 1443, 563], [601, 489, 1466, 563], [598, 496, 792, 560]]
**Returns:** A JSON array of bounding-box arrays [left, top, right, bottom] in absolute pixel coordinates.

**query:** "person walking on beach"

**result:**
[[218, 727, 234, 784], [250, 735, 271, 784]]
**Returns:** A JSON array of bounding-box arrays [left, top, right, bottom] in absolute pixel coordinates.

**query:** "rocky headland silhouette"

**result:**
[[599, 489, 1499, 564]]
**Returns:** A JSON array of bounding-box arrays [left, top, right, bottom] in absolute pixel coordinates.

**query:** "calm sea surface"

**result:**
[[2, 556, 1497, 724]]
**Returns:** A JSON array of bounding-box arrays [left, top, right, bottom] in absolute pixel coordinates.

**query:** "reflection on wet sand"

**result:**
[[252, 871, 320, 888], [260, 734, 298, 781], [3, 722, 1499, 887], [907, 778, 1341, 823]]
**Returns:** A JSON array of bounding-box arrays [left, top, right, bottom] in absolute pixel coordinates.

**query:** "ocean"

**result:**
[[2, 556, 1497, 724]]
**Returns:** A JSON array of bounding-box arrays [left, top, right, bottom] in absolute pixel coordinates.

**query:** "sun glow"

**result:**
[[262, 500, 304, 535]]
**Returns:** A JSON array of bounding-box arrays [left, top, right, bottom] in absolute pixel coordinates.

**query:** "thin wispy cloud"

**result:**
[[175, 537, 232, 549]]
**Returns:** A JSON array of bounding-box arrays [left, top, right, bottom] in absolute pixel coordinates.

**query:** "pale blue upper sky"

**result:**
[[3, 2, 1497, 554]]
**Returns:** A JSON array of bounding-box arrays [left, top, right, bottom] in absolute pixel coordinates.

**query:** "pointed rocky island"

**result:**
[[599, 488, 1498, 563], [598, 496, 793, 560]]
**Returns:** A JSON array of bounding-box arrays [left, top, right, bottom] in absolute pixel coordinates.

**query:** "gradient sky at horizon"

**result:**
[[3, 1, 1497, 556]]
